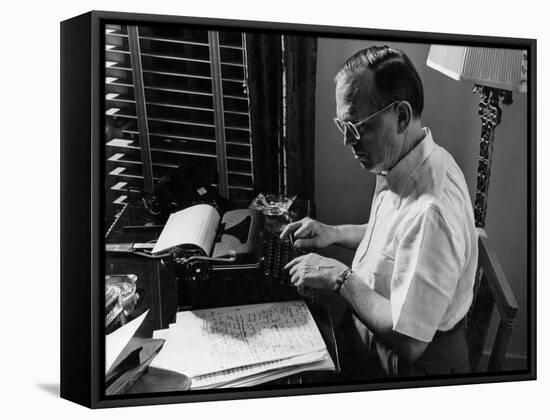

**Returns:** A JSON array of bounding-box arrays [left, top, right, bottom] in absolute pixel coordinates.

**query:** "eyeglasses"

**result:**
[[333, 101, 399, 141]]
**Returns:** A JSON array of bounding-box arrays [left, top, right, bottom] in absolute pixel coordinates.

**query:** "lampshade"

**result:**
[[426, 45, 527, 92]]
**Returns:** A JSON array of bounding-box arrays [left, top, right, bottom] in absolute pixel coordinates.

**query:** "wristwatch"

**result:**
[[333, 268, 353, 295]]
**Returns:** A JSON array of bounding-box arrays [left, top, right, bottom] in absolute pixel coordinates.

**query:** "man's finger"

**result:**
[[289, 262, 302, 277], [294, 238, 317, 250], [290, 271, 303, 287], [280, 221, 302, 240], [283, 255, 304, 271], [293, 223, 311, 239]]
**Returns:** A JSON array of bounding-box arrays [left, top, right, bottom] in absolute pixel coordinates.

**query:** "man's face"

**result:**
[[335, 73, 401, 173]]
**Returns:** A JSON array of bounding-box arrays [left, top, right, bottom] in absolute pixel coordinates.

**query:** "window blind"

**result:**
[[105, 24, 254, 213]]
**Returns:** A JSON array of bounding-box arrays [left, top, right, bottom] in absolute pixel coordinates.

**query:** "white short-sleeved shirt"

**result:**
[[352, 128, 478, 343]]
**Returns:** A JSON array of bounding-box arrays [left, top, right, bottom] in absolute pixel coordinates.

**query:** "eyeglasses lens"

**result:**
[[334, 119, 346, 134], [334, 119, 360, 140]]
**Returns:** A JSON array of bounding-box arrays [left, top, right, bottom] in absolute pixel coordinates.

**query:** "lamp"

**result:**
[[426, 45, 528, 228]]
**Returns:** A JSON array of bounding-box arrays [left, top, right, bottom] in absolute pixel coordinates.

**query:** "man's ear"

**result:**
[[396, 101, 413, 134]]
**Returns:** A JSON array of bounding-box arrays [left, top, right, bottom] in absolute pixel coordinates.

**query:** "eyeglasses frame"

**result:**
[[333, 101, 400, 142]]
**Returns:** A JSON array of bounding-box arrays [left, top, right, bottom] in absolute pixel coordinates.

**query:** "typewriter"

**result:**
[[138, 204, 301, 309]]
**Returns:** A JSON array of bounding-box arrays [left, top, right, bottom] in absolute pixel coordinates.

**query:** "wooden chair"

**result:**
[[466, 228, 519, 372]]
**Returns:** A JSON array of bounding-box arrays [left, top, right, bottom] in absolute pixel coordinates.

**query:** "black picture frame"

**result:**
[[60, 10, 536, 408]]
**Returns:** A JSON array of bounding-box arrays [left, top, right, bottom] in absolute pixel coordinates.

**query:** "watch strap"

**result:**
[[333, 268, 353, 294]]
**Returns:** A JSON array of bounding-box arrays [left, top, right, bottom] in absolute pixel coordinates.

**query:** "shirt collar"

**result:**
[[377, 127, 436, 196]]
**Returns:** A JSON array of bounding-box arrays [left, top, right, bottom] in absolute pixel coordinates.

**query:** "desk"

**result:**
[[105, 203, 347, 394]]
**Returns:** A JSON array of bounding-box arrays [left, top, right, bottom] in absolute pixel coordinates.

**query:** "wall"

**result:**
[[314, 38, 528, 361]]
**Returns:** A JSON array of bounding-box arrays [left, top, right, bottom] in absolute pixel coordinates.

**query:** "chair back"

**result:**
[[467, 228, 519, 372]]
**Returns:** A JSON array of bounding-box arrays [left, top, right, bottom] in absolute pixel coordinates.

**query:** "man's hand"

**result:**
[[284, 253, 348, 290], [279, 217, 336, 250]]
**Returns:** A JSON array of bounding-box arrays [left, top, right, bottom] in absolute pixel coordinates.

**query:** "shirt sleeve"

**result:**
[[391, 205, 466, 343]]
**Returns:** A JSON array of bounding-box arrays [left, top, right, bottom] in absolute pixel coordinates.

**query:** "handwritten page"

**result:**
[[225, 353, 335, 388], [149, 301, 336, 388], [169, 301, 327, 376], [191, 350, 332, 389], [152, 204, 220, 255], [151, 328, 333, 389]]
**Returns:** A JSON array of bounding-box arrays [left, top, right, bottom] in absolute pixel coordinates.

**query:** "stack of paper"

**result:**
[[150, 301, 335, 389]]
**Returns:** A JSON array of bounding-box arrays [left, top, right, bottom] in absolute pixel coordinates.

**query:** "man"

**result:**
[[281, 46, 478, 376]]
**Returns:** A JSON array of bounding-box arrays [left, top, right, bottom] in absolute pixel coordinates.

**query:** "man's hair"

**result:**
[[335, 46, 424, 118]]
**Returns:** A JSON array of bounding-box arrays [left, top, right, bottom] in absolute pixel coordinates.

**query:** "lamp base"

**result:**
[[472, 85, 513, 228]]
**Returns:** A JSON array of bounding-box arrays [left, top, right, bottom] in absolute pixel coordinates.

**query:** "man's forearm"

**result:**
[[339, 272, 429, 363], [330, 224, 367, 249]]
